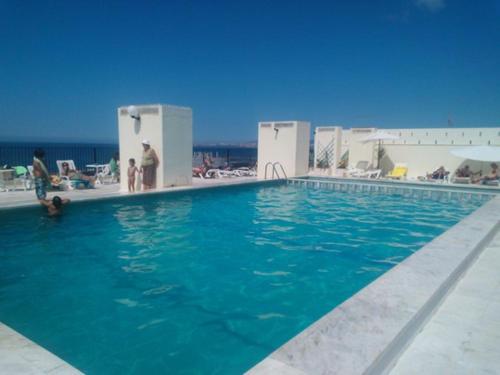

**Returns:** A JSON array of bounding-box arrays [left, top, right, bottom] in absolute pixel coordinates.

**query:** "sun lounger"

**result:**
[[97, 164, 116, 184], [347, 161, 370, 176], [233, 167, 257, 177], [205, 169, 238, 178], [56, 160, 94, 190], [357, 169, 382, 179], [386, 163, 408, 179], [452, 176, 471, 184]]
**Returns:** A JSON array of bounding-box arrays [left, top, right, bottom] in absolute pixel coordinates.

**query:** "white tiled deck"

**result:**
[[390, 230, 500, 375], [0, 177, 258, 210]]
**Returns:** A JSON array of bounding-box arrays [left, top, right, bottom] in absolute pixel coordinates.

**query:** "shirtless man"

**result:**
[[40, 196, 70, 216], [32, 148, 51, 202]]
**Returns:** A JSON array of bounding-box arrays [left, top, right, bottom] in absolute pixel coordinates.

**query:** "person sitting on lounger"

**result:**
[[477, 163, 498, 185], [455, 165, 482, 179], [427, 166, 449, 180], [61, 162, 96, 186], [40, 195, 70, 216]]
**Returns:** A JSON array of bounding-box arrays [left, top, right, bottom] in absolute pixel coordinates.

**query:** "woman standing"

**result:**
[[140, 140, 159, 190], [109, 152, 120, 182]]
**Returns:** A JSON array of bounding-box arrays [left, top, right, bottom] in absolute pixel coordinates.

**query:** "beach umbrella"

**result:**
[[450, 146, 500, 162], [359, 131, 400, 168]]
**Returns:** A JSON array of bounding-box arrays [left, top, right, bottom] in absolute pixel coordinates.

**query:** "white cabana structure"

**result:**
[[450, 146, 500, 162]]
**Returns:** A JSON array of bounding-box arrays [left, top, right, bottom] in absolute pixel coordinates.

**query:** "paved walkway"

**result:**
[[391, 230, 500, 375], [0, 177, 257, 209]]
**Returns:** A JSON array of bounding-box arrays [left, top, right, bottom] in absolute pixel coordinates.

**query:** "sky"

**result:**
[[0, 0, 499, 143]]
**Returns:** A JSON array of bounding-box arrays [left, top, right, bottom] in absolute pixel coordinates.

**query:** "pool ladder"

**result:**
[[264, 162, 288, 180]]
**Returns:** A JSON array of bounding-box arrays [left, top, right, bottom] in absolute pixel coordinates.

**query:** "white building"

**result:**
[[341, 127, 500, 178]]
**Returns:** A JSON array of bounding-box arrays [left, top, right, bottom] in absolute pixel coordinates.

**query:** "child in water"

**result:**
[[128, 158, 139, 192]]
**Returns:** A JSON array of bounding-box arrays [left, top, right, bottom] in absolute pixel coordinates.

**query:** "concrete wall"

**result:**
[[257, 121, 310, 179], [346, 128, 377, 168], [342, 127, 500, 177], [162, 106, 193, 186], [313, 126, 342, 174], [117, 104, 192, 191]]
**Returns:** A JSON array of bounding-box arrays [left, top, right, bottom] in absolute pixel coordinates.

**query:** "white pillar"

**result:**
[[117, 104, 192, 191], [257, 121, 310, 179], [313, 126, 342, 174]]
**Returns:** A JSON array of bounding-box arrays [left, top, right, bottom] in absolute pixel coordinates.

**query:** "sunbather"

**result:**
[[427, 166, 449, 180], [477, 163, 498, 185], [61, 162, 96, 186]]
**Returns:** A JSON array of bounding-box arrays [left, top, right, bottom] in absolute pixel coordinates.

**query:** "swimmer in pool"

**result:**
[[40, 196, 70, 216]]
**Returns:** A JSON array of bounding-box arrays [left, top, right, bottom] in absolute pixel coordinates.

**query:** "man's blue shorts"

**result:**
[[34, 177, 47, 200]]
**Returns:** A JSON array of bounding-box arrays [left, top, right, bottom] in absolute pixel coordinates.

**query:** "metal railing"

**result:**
[[264, 162, 288, 180]]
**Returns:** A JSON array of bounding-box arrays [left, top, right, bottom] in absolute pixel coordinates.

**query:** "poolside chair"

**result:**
[[346, 161, 370, 177], [205, 169, 238, 178], [386, 163, 408, 180], [13, 166, 32, 190], [97, 164, 116, 184], [354, 169, 382, 179], [56, 160, 93, 190], [233, 167, 257, 177]]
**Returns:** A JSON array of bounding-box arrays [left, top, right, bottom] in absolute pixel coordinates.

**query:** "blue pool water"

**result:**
[[0, 182, 487, 374]]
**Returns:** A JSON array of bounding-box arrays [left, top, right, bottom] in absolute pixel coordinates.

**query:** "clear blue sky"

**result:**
[[0, 0, 499, 143]]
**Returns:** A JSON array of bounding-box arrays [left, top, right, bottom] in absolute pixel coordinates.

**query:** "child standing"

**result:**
[[128, 158, 139, 192]]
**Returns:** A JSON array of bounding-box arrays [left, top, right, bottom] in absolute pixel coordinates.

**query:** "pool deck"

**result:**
[[390, 229, 500, 375], [0, 177, 258, 210], [1, 176, 499, 374]]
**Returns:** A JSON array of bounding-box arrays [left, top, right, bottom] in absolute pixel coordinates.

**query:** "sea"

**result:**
[[0, 142, 257, 173]]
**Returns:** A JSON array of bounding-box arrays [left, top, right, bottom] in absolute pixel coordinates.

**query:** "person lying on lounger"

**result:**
[[40, 196, 70, 216], [476, 163, 498, 185], [455, 165, 481, 178], [61, 162, 96, 186], [427, 166, 449, 180]]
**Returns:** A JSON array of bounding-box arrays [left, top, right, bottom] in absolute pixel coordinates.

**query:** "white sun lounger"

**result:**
[[347, 161, 370, 176]]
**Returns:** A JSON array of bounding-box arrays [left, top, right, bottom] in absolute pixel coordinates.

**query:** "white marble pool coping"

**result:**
[[0, 177, 260, 211], [247, 194, 500, 375], [0, 323, 82, 374]]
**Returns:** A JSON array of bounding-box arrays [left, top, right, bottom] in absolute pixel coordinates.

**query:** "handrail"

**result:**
[[273, 162, 287, 179], [264, 162, 273, 180], [264, 161, 287, 180]]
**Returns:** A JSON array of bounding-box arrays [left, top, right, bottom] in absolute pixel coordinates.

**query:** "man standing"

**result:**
[[32, 148, 50, 202]]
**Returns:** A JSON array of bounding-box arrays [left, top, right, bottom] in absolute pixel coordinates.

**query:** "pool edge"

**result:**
[[0, 322, 82, 374], [246, 194, 500, 375]]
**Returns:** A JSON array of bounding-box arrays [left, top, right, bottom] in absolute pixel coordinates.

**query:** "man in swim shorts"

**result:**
[[33, 148, 50, 201]]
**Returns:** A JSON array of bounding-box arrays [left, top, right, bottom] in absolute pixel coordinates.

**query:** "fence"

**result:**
[[0, 143, 258, 173]]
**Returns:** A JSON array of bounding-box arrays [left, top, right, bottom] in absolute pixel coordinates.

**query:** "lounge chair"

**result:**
[[97, 164, 116, 184], [56, 160, 93, 190], [386, 163, 408, 180], [205, 169, 237, 178], [346, 161, 370, 177], [233, 167, 257, 177], [354, 169, 382, 179]]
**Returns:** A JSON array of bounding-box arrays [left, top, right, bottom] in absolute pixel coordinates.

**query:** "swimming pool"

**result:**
[[0, 182, 490, 374]]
